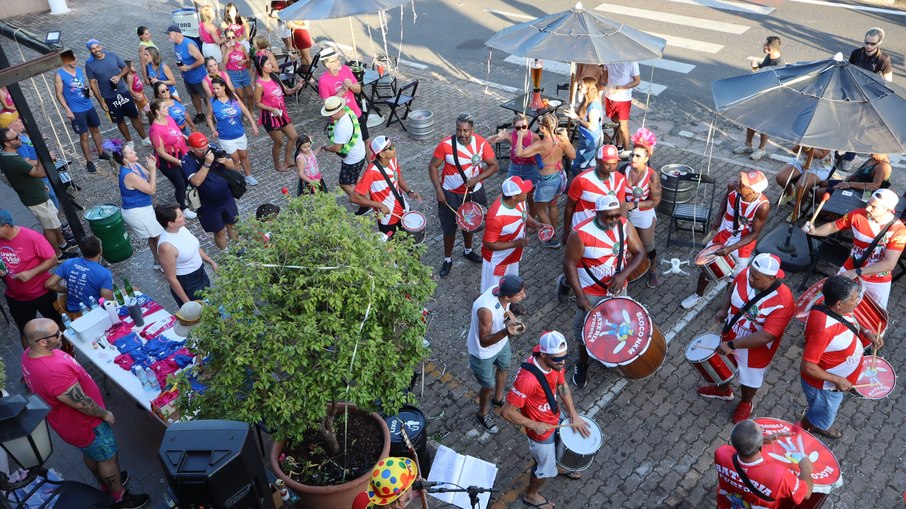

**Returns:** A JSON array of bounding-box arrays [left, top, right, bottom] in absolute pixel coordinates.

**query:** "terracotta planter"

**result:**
[[269, 403, 391, 509]]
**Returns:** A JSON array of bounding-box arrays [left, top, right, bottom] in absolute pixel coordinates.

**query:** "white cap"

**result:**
[[871, 189, 898, 211], [594, 195, 620, 211], [751, 253, 784, 278], [539, 331, 568, 355], [501, 176, 533, 197], [370, 135, 392, 155]]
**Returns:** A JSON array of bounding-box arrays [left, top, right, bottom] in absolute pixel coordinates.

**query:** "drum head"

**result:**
[[855, 357, 896, 399], [538, 224, 555, 242], [402, 211, 426, 232], [794, 278, 827, 325], [695, 244, 723, 266], [755, 417, 842, 491], [558, 415, 602, 454], [685, 333, 721, 362], [583, 297, 654, 367], [456, 202, 484, 231]]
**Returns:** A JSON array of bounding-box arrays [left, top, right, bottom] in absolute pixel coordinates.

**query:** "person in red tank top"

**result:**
[[714, 420, 813, 509], [563, 195, 645, 388], [682, 171, 771, 310], [697, 254, 794, 423], [622, 128, 662, 288]]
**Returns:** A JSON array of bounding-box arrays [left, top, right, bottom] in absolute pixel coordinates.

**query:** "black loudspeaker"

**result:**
[[159, 420, 276, 509]]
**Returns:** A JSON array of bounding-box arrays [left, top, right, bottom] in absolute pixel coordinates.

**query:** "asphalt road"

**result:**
[[299, 0, 906, 109]]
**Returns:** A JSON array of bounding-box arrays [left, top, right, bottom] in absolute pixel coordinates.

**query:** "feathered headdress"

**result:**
[[102, 138, 126, 157], [631, 128, 657, 153]]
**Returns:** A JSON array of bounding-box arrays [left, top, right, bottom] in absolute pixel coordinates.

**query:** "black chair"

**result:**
[[556, 82, 570, 98], [495, 123, 510, 161], [798, 233, 850, 291], [381, 80, 418, 130], [371, 57, 398, 100], [296, 50, 321, 94], [665, 172, 717, 248]]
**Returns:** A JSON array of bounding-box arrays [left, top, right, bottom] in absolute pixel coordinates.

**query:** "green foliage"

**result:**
[[177, 192, 435, 445]]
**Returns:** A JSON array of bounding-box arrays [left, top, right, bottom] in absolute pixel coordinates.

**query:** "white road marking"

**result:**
[[594, 3, 751, 34], [646, 31, 724, 53], [789, 0, 906, 16], [483, 9, 535, 21], [468, 77, 521, 93], [641, 58, 696, 74], [503, 56, 668, 95], [664, 0, 775, 15]]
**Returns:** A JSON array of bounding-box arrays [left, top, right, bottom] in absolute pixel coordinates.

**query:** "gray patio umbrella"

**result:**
[[276, 0, 412, 20], [712, 53, 906, 154]]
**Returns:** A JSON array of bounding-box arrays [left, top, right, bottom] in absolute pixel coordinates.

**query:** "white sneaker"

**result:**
[[153, 263, 163, 273], [750, 148, 767, 161], [681, 293, 701, 310], [244, 174, 258, 186], [140, 137, 152, 147], [184, 209, 197, 219], [733, 145, 754, 155], [618, 149, 632, 159], [126, 140, 135, 149]]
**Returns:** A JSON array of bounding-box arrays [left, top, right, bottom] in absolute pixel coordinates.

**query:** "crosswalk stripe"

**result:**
[[482, 9, 534, 21], [502, 56, 667, 96], [664, 0, 775, 16], [594, 3, 750, 34], [503, 54, 693, 75], [646, 31, 723, 53]]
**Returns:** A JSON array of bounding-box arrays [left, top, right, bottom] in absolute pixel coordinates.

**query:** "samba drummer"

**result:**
[[621, 128, 662, 289], [481, 177, 546, 293], [698, 254, 794, 424], [681, 171, 770, 310], [563, 195, 645, 388], [802, 189, 905, 308], [351, 136, 421, 236], [800, 276, 882, 440]]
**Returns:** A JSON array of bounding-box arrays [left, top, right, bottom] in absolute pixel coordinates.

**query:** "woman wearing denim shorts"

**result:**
[[222, 29, 255, 113], [487, 113, 539, 218]]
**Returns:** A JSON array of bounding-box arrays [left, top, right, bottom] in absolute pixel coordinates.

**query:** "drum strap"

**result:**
[[520, 361, 559, 416], [721, 280, 781, 337], [582, 222, 624, 291], [812, 305, 861, 338], [853, 217, 898, 269], [731, 193, 741, 233], [450, 136, 471, 194], [731, 454, 776, 502], [373, 159, 408, 212]]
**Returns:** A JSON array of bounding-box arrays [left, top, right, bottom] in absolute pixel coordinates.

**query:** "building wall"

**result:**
[[2, 0, 52, 18]]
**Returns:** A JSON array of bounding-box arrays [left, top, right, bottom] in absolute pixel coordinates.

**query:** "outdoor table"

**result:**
[[498, 93, 564, 128], [359, 69, 384, 116], [821, 189, 906, 218]]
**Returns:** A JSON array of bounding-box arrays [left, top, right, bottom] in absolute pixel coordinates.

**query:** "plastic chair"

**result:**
[[381, 80, 418, 130], [665, 172, 717, 248]]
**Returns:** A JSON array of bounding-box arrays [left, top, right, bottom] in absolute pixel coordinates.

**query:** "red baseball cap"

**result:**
[[597, 144, 620, 162], [501, 176, 533, 197], [187, 132, 209, 149]]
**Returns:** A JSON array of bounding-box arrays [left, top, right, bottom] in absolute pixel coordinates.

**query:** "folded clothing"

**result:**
[[113, 332, 143, 354]]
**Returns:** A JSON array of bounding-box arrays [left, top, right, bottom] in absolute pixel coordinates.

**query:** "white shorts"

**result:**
[[218, 134, 248, 155], [733, 256, 749, 276], [734, 347, 768, 389], [202, 42, 222, 63], [528, 436, 558, 479], [627, 207, 656, 229], [121, 205, 164, 239], [480, 260, 519, 293], [27, 199, 61, 230]]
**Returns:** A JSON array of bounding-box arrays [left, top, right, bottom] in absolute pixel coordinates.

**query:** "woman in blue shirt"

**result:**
[[206, 77, 259, 185], [114, 145, 164, 269], [565, 76, 603, 176], [143, 46, 180, 101]]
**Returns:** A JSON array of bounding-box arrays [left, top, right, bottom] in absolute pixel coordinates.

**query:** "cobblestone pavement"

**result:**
[[2, 1, 905, 507]]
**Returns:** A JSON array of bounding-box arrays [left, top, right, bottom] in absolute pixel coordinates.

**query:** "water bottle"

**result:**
[[78, 302, 90, 315], [132, 366, 147, 386], [144, 367, 160, 391], [61, 314, 72, 330], [88, 296, 99, 310]]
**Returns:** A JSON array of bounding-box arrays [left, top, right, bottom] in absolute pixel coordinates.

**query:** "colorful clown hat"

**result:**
[[367, 456, 418, 507]]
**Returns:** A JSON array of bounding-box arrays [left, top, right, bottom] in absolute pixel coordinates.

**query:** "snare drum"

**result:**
[[456, 201, 486, 232], [685, 333, 738, 385], [400, 211, 426, 244], [755, 417, 843, 508], [794, 277, 888, 337], [555, 415, 602, 472], [583, 297, 666, 379], [695, 244, 736, 282], [538, 224, 555, 242], [853, 357, 896, 399]]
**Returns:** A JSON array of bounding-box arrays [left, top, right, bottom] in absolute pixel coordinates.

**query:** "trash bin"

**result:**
[[171, 8, 200, 38], [84, 205, 132, 263]]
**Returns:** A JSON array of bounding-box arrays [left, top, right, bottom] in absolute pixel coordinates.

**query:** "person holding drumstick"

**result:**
[[563, 195, 645, 388], [800, 276, 882, 439], [802, 189, 905, 308], [698, 253, 794, 423], [481, 177, 545, 293], [714, 420, 813, 508], [351, 136, 421, 237], [681, 171, 770, 310], [502, 332, 590, 509]]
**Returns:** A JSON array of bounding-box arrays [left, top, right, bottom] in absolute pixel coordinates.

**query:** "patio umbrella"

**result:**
[[276, 0, 412, 20], [712, 52, 906, 154]]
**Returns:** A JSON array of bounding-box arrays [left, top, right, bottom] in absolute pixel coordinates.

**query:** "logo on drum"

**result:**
[[603, 310, 636, 354]]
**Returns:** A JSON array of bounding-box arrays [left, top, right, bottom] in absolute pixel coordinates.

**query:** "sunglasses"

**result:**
[[599, 213, 621, 220], [515, 125, 528, 130], [5, 133, 19, 142], [631, 153, 646, 159], [36, 330, 63, 342], [549, 354, 568, 363], [864, 40, 879, 46], [382, 143, 394, 152], [227, 37, 235, 40]]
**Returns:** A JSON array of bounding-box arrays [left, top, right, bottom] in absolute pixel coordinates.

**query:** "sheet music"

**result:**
[[427, 445, 498, 509]]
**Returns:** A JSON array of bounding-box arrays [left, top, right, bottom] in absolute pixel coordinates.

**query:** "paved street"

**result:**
[[1, 0, 905, 507]]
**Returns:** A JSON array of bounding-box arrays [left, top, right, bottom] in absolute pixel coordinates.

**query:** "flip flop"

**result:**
[[521, 496, 555, 509], [558, 470, 581, 480]]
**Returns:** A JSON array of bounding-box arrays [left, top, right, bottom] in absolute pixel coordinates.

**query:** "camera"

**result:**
[[175, 59, 183, 67], [82, 87, 91, 98], [207, 145, 227, 159]]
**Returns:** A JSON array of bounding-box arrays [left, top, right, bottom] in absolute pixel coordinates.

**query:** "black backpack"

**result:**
[[212, 164, 247, 200]]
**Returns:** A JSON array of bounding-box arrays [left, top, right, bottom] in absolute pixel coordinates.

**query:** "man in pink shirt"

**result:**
[[317, 46, 369, 140], [21, 318, 150, 508]]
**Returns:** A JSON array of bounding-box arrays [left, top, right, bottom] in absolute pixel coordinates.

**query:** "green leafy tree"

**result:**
[[178, 192, 435, 455]]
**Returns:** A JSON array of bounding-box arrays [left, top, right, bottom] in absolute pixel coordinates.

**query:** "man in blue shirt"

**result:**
[[166, 25, 208, 123], [84, 39, 150, 148], [181, 132, 238, 250], [54, 50, 108, 174], [44, 236, 114, 315]]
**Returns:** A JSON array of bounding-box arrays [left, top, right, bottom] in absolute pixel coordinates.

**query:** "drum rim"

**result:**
[[401, 211, 426, 230], [754, 417, 842, 488], [582, 296, 655, 366], [854, 356, 896, 399], [695, 243, 725, 264], [557, 415, 603, 452], [455, 202, 485, 230], [684, 333, 722, 361]]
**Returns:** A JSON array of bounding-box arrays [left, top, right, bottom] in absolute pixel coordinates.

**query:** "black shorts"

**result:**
[[437, 186, 488, 236], [6, 292, 60, 335], [103, 94, 139, 123], [338, 158, 366, 186], [70, 108, 101, 134], [185, 80, 206, 97]]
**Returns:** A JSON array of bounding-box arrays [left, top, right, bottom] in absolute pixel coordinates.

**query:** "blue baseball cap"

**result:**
[[0, 209, 14, 226]]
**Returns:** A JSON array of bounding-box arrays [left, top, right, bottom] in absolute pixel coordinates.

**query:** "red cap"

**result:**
[[187, 132, 209, 149], [597, 144, 620, 162]]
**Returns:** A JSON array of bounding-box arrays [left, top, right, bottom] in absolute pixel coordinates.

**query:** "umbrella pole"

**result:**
[[568, 62, 576, 108], [641, 64, 655, 128], [348, 17, 360, 64]]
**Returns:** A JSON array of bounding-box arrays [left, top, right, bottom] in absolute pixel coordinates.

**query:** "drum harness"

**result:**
[[582, 222, 624, 290], [450, 135, 474, 205], [810, 305, 863, 358], [373, 159, 409, 214], [519, 361, 559, 416], [731, 454, 775, 502], [721, 280, 781, 339], [851, 216, 898, 271]]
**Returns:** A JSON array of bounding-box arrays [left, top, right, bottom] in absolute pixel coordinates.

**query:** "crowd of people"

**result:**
[[0, 7, 902, 507]]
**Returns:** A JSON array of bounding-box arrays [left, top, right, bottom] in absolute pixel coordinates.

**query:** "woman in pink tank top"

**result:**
[[221, 29, 254, 112], [199, 5, 224, 63], [254, 58, 302, 172], [201, 57, 234, 99]]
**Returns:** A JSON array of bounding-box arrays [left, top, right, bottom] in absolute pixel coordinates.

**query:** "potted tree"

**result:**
[[177, 192, 435, 509]]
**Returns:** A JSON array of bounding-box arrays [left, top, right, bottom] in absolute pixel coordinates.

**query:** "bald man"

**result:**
[[21, 318, 150, 508]]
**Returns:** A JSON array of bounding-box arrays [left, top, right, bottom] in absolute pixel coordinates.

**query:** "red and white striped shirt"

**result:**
[[714, 190, 769, 257], [353, 157, 405, 226], [622, 166, 655, 210], [802, 308, 868, 390], [567, 169, 627, 228], [482, 197, 527, 271], [432, 135, 494, 194], [724, 268, 794, 368], [574, 217, 630, 296], [834, 208, 906, 283]]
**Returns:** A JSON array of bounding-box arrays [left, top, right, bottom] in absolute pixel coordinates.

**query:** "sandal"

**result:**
[[811, 426, 843, 440], [491, 398, 504, 408], [558, 470, 581, 480], [274, 165, 290, 173], [521, 496, 555, 509]]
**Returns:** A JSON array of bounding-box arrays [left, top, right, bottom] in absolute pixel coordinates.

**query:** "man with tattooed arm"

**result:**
[[20, 318, 150, 508]]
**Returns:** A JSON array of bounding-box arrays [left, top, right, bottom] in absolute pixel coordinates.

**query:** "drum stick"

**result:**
[[554, 422, 580, 429], [872, 322, 882, 370], [809, 193, 830, 225], [852, 382, 882, 388]]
